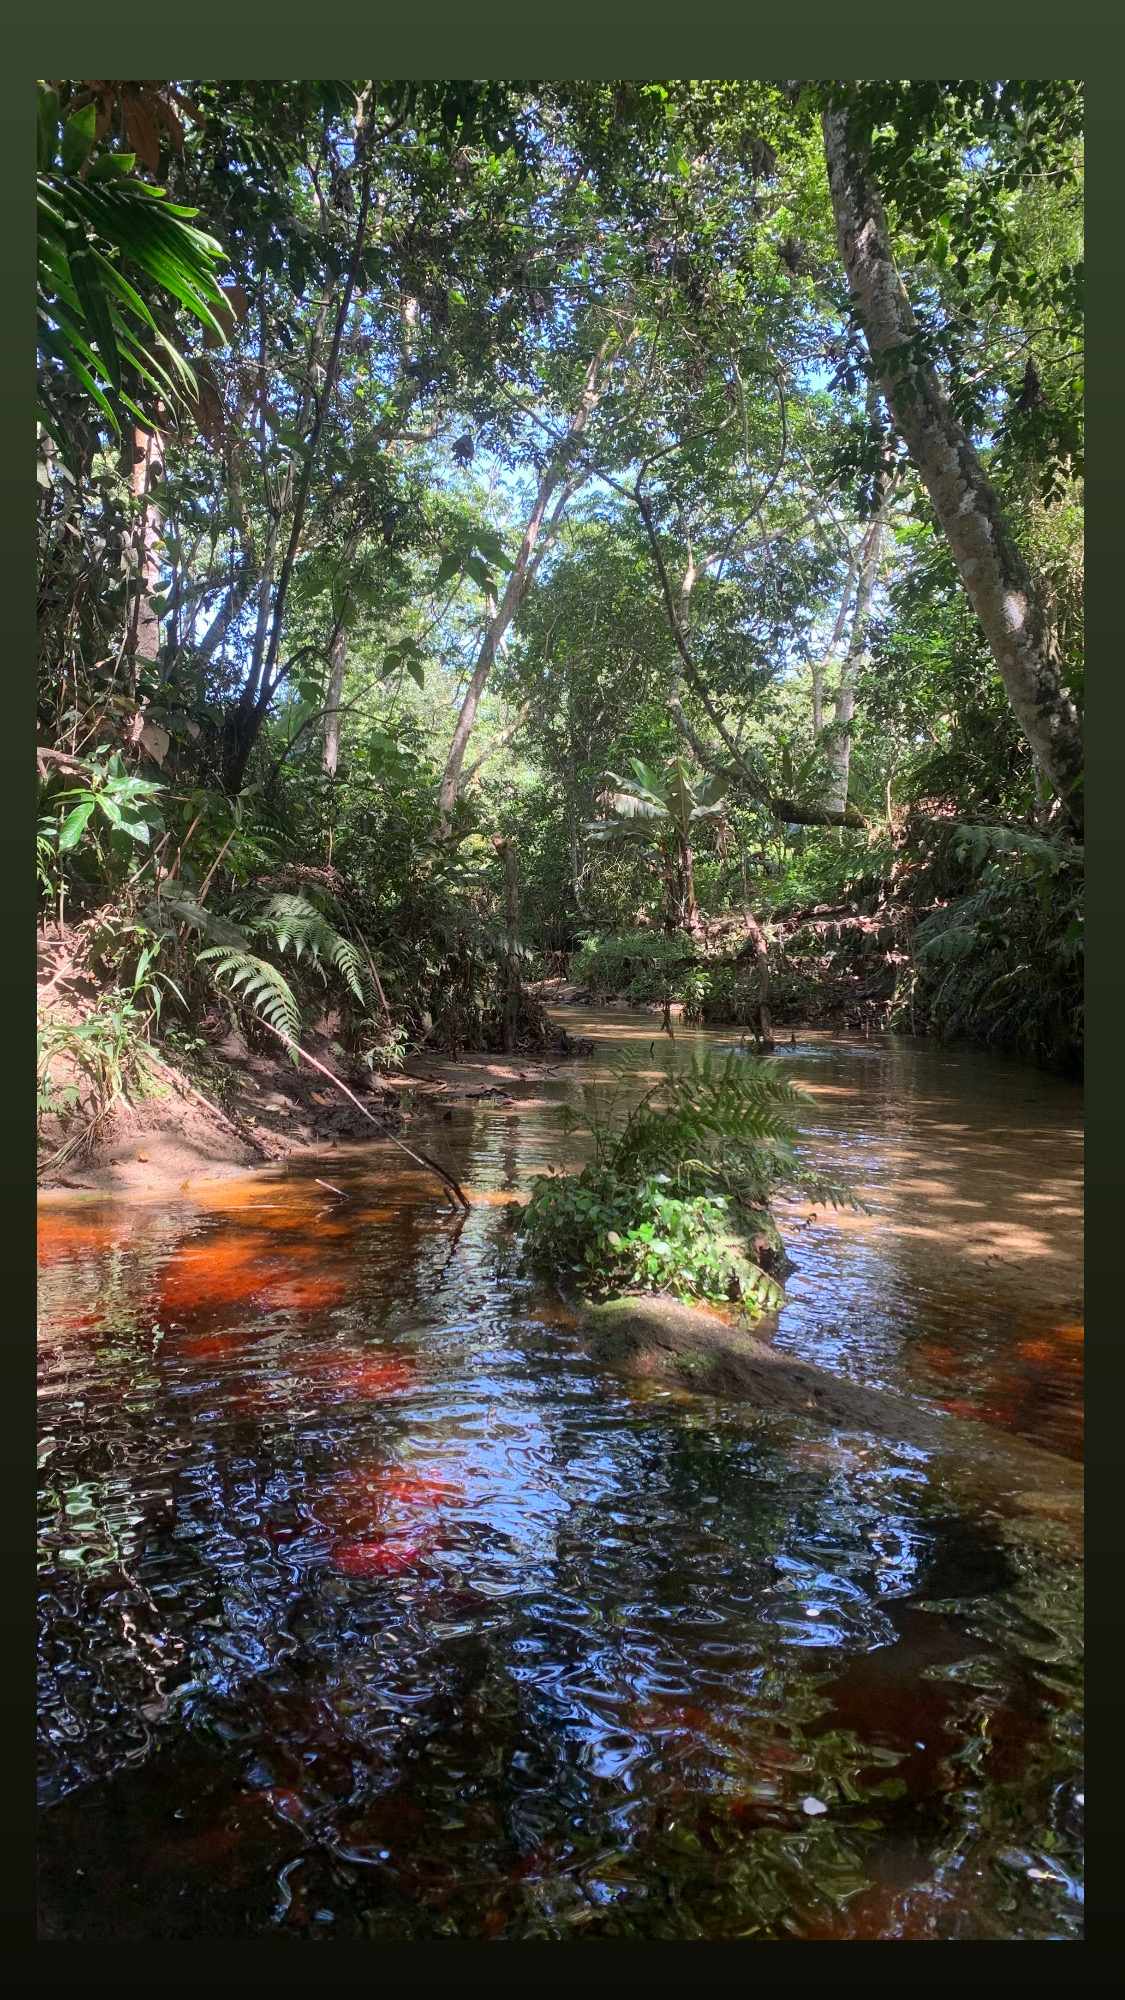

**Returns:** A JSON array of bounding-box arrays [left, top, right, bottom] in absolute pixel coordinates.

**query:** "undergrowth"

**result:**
[[514, 1050, 859, 1317]]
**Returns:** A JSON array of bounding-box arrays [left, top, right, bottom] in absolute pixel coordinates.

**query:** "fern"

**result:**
[[614, 1051, 817, 1200], [197, 946, 302, 1042], [249, 893, 379, 1015]]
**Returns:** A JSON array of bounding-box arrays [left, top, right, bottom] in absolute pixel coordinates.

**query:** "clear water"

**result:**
[[37, 1021, 1083, 1939]]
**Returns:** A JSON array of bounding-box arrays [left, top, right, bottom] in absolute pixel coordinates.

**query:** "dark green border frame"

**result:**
[[15, 11, 1109, 1940]]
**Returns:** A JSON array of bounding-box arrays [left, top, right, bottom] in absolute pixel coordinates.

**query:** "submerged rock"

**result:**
[[580, 1295, 944, 1447], [578, 1294, 1083, 1539]]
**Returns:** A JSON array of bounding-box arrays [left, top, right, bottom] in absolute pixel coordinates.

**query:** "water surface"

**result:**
[[37, 1020, 1083, 1940]]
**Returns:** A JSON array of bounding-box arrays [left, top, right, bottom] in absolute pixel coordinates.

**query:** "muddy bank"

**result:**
[[38, 1026, 591, 1199]]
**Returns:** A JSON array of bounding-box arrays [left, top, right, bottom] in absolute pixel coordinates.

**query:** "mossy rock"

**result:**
[[580, 1294, 943, 1448]]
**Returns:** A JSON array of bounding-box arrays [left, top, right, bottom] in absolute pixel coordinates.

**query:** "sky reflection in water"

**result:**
[[37, 1021, 1082, 1940]]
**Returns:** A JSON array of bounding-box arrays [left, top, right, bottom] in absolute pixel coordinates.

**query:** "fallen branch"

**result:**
[[37, 746, 93, 778], [256, 1022, 472, 1211]]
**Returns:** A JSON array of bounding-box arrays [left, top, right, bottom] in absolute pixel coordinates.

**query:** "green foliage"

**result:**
[[609, 1050, 850, 1208], [37, 991, 160, 1163], [37, 82, 228, 447], [40, 752, 165, 870], [35, 76, 1083, 1085], [517, 1169, 784, 1314], [908, 823, 1083, 1064], [572, 929, 701, 1001], [515, 1050, 856, 1311], [196, 946, 302, 1043], [249, 892, 379, 1014]]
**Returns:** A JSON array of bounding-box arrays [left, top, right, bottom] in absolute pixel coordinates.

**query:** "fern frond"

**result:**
[[198, 946, 302, 1041], [251, 894, 377, 1013]]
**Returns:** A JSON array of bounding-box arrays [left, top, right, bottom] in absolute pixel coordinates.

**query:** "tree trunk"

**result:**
[[821, 99, 1083, 833], [224, 131, 375, 794], [679, 835, 699, 933], [323, 520, 365, 776], [823, 491, 886, 817], [494, 836, 521, 1054], [812, 536, 863, 741], [740, 913, 774, 1051], [438, 346, 610, 818], [129, 428, 164, 677]]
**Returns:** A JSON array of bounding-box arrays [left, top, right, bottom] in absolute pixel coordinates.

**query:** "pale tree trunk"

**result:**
[[129, 428, 164, 677], [823, 491, 886, 817], [438, 346, 610, 818], [821, 100, 1083, 833], [812, 537, 863, 741], [679, 836, 699, 934], [323, 520, 365, 775]]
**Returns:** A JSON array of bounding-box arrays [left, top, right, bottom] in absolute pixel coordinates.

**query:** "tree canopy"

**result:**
[[37, 76, 1083, 1075]]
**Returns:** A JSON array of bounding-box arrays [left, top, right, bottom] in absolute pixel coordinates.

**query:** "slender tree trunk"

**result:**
[[644, 493, 869, 830], [823, 490, 886, 817], [812, 537, 862, 741], [821, 99, 1083, 832], [323, 520, 365, 775], [193, 568, 257, 665], [224, 125, 375, 794], [662, 845, 678, 933], [438, 346, 610, 817], [679, 835, 699, 933], [740, 913, 774, 1051], [129, 428, 164, 678]]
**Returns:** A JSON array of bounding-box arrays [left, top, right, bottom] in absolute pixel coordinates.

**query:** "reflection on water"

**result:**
[[37, 1020, 1082, 1940]]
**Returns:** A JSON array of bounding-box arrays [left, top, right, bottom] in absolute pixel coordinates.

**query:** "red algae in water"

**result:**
[[333, 1538, 421, 1577], [158, 1231, 349, 1316], [37, 1215, 128, 1266]]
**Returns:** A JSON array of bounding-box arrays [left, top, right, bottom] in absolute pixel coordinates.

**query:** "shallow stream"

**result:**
[[37, 1017, 1083, 1940]]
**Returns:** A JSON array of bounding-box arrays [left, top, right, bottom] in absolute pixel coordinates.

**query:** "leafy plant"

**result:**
[[248, 892, 381, 1015], [41, 751, 165, 862], [37, 81, 228, 444], [514, 1050, 857, 1312], [517, 1169, 784, 1312], [587, 757, 728, 930], [908, 823, 1083, 1063], [196, 946, 302, 1043]]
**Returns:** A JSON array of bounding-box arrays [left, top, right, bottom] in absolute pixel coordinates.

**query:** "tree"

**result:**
[[820, 87, 1084, 832], [588, 755, 728, 933]]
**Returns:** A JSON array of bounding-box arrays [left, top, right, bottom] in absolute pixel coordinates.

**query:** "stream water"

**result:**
[[37, 1017, 1083, 1941]]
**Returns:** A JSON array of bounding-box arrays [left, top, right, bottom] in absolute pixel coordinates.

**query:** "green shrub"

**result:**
[[517, 1168, 784, 1313], [572, 929, 699, 998], [514, 1050, 857, 1313]]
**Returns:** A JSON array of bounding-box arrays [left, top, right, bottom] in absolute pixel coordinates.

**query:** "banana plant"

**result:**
[[587, 755, 727, 931]]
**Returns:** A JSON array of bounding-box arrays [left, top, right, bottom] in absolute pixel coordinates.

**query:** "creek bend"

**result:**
[[37, 1016, 1083, 1941]]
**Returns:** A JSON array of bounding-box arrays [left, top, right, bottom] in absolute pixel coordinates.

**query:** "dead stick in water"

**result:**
[[260, 1023, 472, 1211]]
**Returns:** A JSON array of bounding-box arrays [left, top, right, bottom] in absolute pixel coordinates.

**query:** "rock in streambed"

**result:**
[[580, 1295, 944, 1448]]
